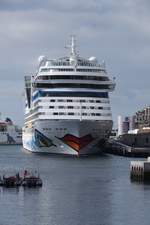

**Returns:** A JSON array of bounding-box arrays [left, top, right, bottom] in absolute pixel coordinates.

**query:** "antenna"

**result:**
[[65, 35, 77, 57], [71, 35, 77, 56], [65, 35, 78, 66]]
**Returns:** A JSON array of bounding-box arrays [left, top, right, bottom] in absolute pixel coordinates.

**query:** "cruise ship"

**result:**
[[0, 117, 22, 144], [23, 36, 115, 155]]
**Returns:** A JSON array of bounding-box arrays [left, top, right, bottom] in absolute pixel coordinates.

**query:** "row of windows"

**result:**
[[43, 128, 67, 131], [41, 68, 74, 72], [52, 112, 102, 116], [26, 105, 110, 115], [76, 69, 103, 72], [33, 83, 111, 90], [49, 99, 102, 103], [40, 68, 103, 73], [36, 75, 108, 81], [41, 58, 100, 67], [32, 91, 108, 101], [39, 112, 111, 117], [36, 99, 109, 105], [46, 99, 108, 103], [25, 111, 112, 123], [46, 106, 110, 110]]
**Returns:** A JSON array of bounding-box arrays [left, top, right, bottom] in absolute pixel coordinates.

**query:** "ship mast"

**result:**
[[66, 35, 78, 66], [70, 35, 77, 57]]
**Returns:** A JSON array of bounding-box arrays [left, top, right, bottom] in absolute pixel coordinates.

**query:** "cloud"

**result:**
[[0, 0, 150, 125], [0, 80, 23, 124]]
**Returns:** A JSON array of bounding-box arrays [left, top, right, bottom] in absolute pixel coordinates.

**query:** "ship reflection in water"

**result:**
[[0, 145, 150, 225]]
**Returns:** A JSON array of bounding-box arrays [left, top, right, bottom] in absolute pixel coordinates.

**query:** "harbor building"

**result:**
[[117, 116, 130, 136], [133, 106, 150, 130], [117, 106, 150, 148]]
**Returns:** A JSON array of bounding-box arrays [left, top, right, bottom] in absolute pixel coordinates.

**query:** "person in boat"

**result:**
[[24, 170, 28, 178]]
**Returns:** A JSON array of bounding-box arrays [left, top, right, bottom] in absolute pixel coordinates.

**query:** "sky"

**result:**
[[0, 0, 150, 127]]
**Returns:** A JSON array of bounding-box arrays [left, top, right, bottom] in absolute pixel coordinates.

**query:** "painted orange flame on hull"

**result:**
[[60, 134, 94, 152]]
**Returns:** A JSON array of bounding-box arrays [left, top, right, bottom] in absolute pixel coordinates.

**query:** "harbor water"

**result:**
[[0, 145, 150, 225]]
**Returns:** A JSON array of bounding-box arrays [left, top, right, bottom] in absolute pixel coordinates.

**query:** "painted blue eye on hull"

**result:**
[[34, 129, 56, 148]]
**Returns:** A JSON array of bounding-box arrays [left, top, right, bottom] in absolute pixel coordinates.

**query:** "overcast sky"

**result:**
[[0, 0, 150, 126]]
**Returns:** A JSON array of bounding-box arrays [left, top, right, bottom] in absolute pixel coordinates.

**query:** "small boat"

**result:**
[[0, 170, 43, 188], [1, 175, 22, 187], [22, 176, 42, 187]]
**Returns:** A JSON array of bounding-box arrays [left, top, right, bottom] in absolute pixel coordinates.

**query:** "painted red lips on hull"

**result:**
[[59, 134, 94, 152]]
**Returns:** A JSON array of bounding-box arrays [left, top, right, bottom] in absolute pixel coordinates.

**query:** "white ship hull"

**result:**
[[0, 132, 22, 145], [23, 120, 112, 156], [0, 126, 22, 145]]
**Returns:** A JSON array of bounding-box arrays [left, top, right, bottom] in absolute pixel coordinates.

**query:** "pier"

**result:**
[[104, 140, 150, 157], [130, 158, 150, 181]]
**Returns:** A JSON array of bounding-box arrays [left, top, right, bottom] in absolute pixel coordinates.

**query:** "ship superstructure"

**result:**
[[23, 37, 115, 155], [0, 117, 22, 144]]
